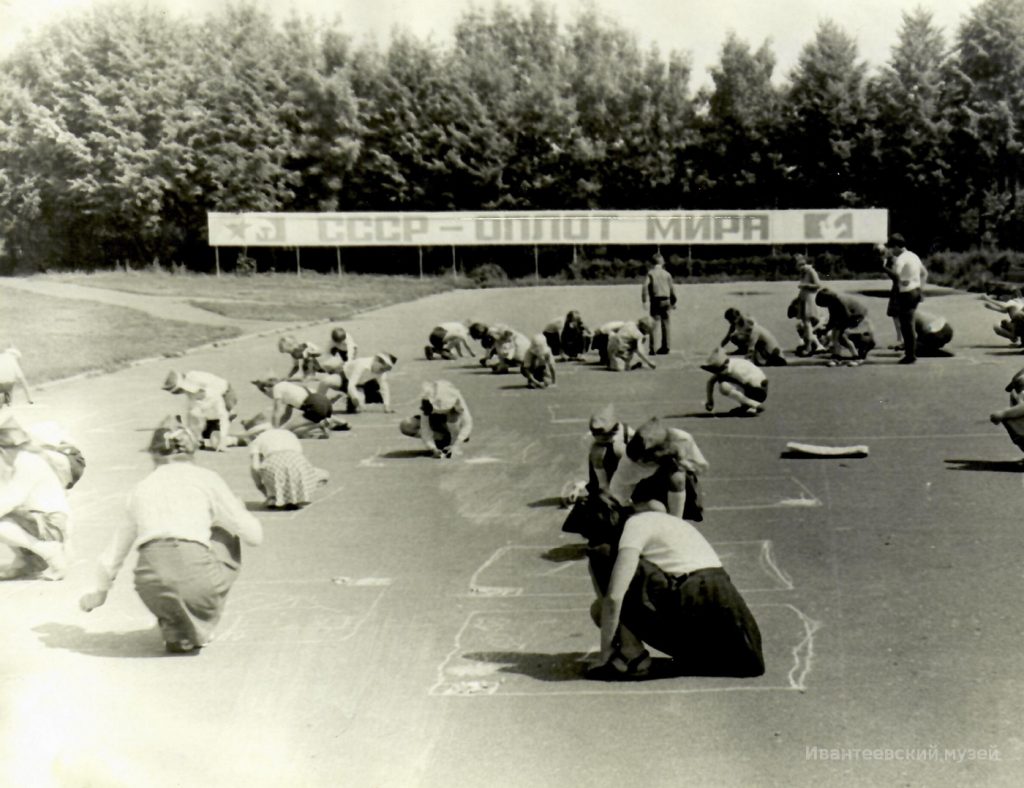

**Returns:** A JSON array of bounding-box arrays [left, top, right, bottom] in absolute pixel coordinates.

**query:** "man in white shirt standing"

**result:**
[[885, 233, 928, 364]]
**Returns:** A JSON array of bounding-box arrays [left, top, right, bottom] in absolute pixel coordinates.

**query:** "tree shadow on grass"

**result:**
[[945, 458, 1024, 473], [33, 623, 166, 659]]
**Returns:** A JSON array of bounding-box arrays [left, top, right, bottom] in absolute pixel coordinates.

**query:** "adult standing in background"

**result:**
[[885, 233, 928, 365], [641, 252, 676, 355]]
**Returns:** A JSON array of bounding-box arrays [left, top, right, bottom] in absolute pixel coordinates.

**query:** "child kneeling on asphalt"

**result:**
[[521, 334, 557, 388], [990, 368, 1024, 459], [701, 347, 768, 416], [400, 380, 473, 458]]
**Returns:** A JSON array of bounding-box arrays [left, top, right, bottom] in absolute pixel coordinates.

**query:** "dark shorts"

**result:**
[[429, 327, 448, 351], [895, 289, 922, 316], [201, 420, 223, 439], [543, 329, 562, 356], [649, 296, 672, 320], [300, 392, 333, 423]]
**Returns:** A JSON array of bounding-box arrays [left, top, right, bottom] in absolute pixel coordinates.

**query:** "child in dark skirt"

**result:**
[[586, 494, 764, 681]]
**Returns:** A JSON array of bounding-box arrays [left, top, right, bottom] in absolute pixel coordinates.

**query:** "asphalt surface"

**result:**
[[1, 280, 1022, 787]]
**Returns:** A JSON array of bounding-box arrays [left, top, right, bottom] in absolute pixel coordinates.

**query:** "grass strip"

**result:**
[[46, 271, 455, 321], [0, 289, 240, 383]]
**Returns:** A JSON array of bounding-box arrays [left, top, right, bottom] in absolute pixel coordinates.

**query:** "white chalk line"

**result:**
[[288, 483, 347, 518], [429, 602, 819, 697], [216, 583, 390, 644], [465, 541, 796, 598]]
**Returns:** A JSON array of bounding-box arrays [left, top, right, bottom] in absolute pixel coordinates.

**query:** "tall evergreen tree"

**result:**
[[945, 0, 1024, 247], [866, 8, 953, 249], [781, 21, 872, 208], [694, 33, 782, 208]]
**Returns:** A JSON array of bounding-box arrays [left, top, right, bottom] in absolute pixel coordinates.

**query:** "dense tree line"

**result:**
[[1, 0, 1023, 273]]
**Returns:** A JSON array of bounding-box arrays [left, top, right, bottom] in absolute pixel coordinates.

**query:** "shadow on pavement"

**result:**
[[541, 544, 587, 563], [528, 496, 564, 509], [380, 448, 434, 459], [33, 623, 164, 659], [462, 651, 589, 682], [945, 458, 1024, 473]]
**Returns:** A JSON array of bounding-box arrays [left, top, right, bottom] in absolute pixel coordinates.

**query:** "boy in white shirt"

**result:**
[[702, 346, 768, 415]]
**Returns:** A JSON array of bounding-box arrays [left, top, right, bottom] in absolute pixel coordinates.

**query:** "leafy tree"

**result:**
[[694, 33, 782, 208], [945, 0, 1024, 247], [865, 8, 953, 248], [781, 20, 872, 208]]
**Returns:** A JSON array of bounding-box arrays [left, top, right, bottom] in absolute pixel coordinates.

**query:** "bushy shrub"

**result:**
[[235, 254, 257, 276], [467, 262, 509, 287]]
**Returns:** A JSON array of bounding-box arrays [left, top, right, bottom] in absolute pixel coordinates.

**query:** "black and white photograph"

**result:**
[[0, 0, 1021, 785]]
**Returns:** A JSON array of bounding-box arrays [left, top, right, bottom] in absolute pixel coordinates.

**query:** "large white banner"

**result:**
[[208, 209, 888, 247]]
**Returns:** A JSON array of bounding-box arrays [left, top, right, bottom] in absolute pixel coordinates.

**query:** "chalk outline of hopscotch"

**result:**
[[428, 603, 820, 697], [465, 540, 794, 598], [215, 581, 392, 646]]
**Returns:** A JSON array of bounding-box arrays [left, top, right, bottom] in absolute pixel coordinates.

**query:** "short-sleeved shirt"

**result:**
[[436, 322, 469, 341], [610, 322, 644, 350], [894, 250, 926, 292], [618, 511, 722, 576], [272, 381, 309, 408], [342, 357, 385, 389], [722, 358, 767, 389], [180, 371, 229, 397]]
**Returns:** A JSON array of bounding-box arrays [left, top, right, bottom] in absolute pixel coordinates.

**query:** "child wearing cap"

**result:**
[[702, 347, 768, 415], [79, 420, 263, 654], [606, 318, 657, 371], [521, 335, 557, 388], [990, 368, 1024, 458], [328, 327, 358, 363], [162, 370, 238, 451], [0, 415, 70, 580], [0, 347, 33, 406], [425, 322, 475, 361], [400, 380, 473, 458]]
